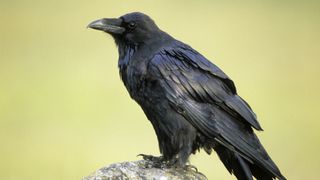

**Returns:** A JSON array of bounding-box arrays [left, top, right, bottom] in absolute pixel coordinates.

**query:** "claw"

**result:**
[[184, 164, 198, 172], [137, 154, 162, 161], [137, 154, 150, 160], [137, 154, 177, 168], [167, 158, 178, 167]]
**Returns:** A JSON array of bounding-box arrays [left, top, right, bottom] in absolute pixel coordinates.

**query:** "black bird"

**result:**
[[88, 12, 285, 180]]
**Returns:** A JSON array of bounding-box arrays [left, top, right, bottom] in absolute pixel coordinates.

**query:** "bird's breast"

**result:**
[[121, 61, 148, 99], [121, 61, 165, 107]]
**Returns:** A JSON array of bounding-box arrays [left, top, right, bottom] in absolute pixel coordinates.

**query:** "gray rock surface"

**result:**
[[83, 160, 207, 180]]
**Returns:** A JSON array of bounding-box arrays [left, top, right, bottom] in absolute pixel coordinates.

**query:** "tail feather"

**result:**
[[215, 145, 253, 180], [249, 163, 274, 180], [214, 144, 285, 180]]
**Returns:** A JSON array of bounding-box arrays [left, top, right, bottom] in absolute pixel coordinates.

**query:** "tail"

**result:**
[[215, 145, 286, 180]]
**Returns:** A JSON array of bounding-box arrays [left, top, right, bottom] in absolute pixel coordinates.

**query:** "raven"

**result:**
[[88, 12, 285, 180]]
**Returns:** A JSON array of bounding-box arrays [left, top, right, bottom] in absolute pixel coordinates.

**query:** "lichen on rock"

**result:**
[[83, 160, 207, 180]]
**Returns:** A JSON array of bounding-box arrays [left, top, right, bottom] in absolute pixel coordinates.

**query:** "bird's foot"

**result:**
[[183, 164, 198, 172], [137, 154, 165, 168], [137, 154, 177, 168], [137, 154, 164, 162]]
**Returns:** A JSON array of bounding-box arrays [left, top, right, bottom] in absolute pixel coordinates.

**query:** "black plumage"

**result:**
[[88, 12, 285, 180]]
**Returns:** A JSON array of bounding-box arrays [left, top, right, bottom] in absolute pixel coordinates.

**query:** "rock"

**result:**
[[83, 160, 207, 180]]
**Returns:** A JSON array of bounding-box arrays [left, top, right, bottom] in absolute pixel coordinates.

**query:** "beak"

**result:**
[[87, 18, 125, 34]]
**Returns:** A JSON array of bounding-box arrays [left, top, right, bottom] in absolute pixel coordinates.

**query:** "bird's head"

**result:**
[[88, 12, 161, 46]]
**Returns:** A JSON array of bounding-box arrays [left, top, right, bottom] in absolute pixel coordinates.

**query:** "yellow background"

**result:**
[[1, 0, 319, 179]]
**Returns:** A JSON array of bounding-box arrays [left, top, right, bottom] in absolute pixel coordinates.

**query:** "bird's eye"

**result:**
[[128, 22, 136, 29]]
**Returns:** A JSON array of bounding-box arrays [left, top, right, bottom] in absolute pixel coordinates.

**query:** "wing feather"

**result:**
[[147, 45, 284, 179], [152, 45, 262, 130]]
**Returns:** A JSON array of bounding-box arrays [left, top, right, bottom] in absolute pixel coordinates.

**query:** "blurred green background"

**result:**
[[1, 0, 319, 179]]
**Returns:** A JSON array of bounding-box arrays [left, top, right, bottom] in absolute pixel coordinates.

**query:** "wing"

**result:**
[[149, 43, 262, 130], [147, 44, 284, 179]]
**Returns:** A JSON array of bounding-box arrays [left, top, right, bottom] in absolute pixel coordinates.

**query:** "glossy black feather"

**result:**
[[152, 44, 262, 131], [148, 42, 285, 179], [90, 12, 285, 180]]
